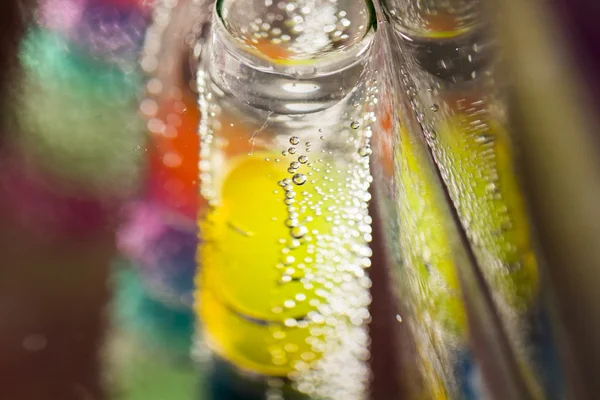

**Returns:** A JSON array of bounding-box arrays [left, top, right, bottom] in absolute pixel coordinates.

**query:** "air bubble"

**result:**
[[350, 121, 360, 129], [283, 255, 295, 265], [290, 136, 300, 145], [292, 173, 307, 185], [358, 146, 372, 157], [431, 104, 439, 112], [289, 147, 297, 154], [291, 225, 308, 239], [284, 300, 296, 308], [298, 155, 308, 164]]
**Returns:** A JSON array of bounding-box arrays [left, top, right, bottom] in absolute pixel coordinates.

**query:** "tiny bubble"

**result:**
[[358, 146, 372, 157], [291, 225, 308, 239]]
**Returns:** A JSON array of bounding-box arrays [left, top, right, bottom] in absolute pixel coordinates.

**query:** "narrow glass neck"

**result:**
[[206, 0, 376, 114]]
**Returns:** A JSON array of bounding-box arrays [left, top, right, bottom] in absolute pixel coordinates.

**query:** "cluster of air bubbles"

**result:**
[[222, 0, 372, 60], [265, 90, 374, 399]]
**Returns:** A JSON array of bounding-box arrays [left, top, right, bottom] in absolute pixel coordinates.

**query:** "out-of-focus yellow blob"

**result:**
[[396, 125, 463, 400], [397, 126, 466, 334], [197, 153, 335, 376], [396, 114, 540, 398], [435, 115, 539, 312]]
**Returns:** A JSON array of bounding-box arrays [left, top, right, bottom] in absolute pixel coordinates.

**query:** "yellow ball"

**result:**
[[197, 153, 337, 376]]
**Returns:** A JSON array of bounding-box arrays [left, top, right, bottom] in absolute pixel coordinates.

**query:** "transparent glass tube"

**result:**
[[195, 1, 376, 399], [374, 0, 570, 398]]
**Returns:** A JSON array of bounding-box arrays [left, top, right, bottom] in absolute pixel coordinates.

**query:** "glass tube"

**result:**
[[375, 0, 569, 398], [369, 21, 481, 399], [195, 1, 376, 399]]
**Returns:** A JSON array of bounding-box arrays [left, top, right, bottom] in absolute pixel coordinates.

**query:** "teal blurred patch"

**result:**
[[14, 28, 146, 198], [113, 266, 195, 357], [106, 263, 200, 400]]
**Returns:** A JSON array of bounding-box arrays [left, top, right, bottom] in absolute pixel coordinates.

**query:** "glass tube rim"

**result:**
[[212, 0, 377, 77]]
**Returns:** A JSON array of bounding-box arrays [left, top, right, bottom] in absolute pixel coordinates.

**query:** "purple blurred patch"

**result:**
[[38, 0, 149, 66], [118, 201, 198, 308]]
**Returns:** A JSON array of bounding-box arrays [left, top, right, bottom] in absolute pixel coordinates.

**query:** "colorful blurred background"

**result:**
[[1, 0, 600, 399]]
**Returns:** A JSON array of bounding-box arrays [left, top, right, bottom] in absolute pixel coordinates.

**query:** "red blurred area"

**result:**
[[147, 92, 202, 219]]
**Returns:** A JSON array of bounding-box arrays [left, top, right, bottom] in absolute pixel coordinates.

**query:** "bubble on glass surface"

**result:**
[[292, 173, 307, 185], [358, 146, 371, 157], [291, 225, 309, 239]]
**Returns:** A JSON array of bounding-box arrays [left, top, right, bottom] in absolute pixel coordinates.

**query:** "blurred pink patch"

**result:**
[[117, 202, 166, 264], [39, 0, 87, 32]]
